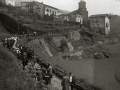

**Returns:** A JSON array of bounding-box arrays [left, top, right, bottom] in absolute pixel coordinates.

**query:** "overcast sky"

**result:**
[[16, 0, 120, 16]]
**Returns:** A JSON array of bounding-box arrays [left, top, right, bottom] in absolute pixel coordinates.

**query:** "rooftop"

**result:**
[[89, 14, 110, 18]]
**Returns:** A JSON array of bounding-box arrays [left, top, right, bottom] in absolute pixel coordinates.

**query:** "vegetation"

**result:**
[[0, 46, 36, 90]]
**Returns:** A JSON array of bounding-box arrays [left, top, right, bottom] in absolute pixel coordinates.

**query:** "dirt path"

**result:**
[[51, 74, 62, 90]]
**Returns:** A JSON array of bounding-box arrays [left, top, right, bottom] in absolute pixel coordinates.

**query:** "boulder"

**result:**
[[97, 41, 104, 45], [69, 31, 81, 41]]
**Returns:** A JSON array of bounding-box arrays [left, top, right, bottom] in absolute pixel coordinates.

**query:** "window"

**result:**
[[55, 11, 56, 15], [106, 23, 108, 27], [46, 9, 49, 12], [52, 11, 54, 14]]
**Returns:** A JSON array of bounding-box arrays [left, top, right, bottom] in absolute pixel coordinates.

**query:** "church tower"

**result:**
[[79, 0, 86, 11], [78, 0, 88, 22]]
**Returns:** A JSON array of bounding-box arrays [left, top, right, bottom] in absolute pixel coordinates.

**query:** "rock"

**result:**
[[102, 51, 111, 58], [52, 36, 66, 47], [67, 42, 74, 52], [93, 53, 105, 59], [78, 46, 83, 49], [69, 31, 81, 41], [112, 38, 119, 44], [97, 41, 104, 45]]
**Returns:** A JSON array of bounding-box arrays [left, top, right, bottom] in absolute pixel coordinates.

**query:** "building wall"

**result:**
[[34, 3, 45, 17], [45, 5, 59, 16], [90, 17, 105, 34], [59, 14, 83, 24], [26, 3, 45, 18], [26, 2, 61, 18], [76, 14, 83, 24], [78, 1, 88, 21], [21, 2, 29, 6], [64, 16, 69, 21], [79, 2, 86, 10]]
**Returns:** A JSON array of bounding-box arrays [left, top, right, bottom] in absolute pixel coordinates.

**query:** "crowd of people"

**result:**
[[2, 37, 53, 87], [2, 36, 76, 90]]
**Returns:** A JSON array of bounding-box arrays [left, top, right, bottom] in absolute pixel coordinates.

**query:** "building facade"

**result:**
[[59, 0, 88, 24], [78, 0, 88, 21], [89, 14, 110, 35], [59, 13, 83, 24], [24, 1, 62, 18], [0, 0, 15, 6]]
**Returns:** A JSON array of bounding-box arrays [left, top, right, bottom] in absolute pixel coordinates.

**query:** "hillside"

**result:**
[[0, 21, 10, 41], [0, 45, 36, 90]]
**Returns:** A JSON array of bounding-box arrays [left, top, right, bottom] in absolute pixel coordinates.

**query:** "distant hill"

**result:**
[[59, 10, 70, 14]]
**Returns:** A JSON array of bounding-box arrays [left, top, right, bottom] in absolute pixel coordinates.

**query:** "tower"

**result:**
[[79, 0, 86, 11], [78, 0, 88, 22]]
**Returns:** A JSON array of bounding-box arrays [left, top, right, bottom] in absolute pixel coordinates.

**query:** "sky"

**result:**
[[15, 0, 120, 16]]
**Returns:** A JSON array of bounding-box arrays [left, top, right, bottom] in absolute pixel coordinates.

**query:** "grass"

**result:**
[[0, 45, 36, 90], [0, 21, 10, 41]]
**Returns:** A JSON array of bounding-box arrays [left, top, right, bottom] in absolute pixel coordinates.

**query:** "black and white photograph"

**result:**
[[0, 0, 120, 90]]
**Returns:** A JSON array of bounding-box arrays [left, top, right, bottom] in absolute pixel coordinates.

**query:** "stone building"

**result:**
[[59, 13, 83, 24], [59, 0, 88, 24], [20, 2, 30, 10], [89, 14, 110, 35], [24, 1, 62, 18], [70, 0, 88, 22], [0, 0, 15, 6]]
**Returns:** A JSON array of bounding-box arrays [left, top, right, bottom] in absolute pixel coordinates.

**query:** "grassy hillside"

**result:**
[[0, 45, 36, 90], [0, 21, 10, 41]]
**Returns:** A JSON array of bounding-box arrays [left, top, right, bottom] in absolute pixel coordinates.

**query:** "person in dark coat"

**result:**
[[61, 73, 70, 90], [48, 63, 53, 84], [36, 68, 43, 81]]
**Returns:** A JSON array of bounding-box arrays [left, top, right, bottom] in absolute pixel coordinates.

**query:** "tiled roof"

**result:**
[[70, 10, 79, 14]]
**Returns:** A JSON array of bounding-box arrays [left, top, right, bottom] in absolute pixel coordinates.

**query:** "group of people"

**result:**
[[61, 73, 75, 90], [2, 37, 53, 86], [2, 37, 18, 50], [34, 62, 53, 86], [18, 45, 35, 69], [2, 36, 76, 90]]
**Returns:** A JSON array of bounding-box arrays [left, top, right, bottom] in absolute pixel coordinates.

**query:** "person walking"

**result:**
[[48, 63, 53, 84], [69, 73, 73, 90], [61, 73, 70, 90]]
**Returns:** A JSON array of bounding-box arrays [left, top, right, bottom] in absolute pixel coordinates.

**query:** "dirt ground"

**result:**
[[45, 42, 120, 90]]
